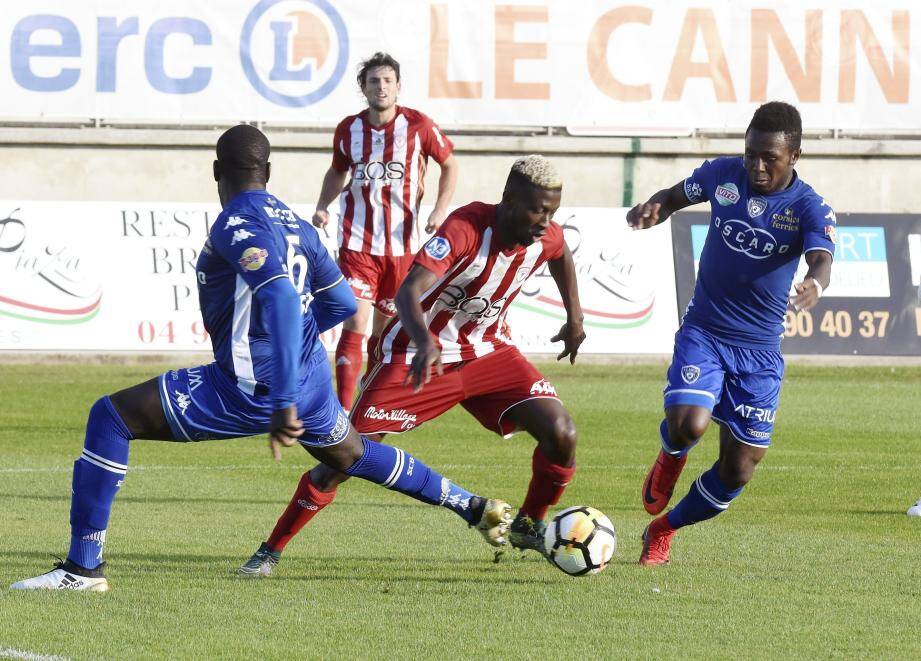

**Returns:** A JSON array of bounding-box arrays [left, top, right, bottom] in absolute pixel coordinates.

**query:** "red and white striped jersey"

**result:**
[[380, 202, 565, 364], [331, 106, 454, 257]]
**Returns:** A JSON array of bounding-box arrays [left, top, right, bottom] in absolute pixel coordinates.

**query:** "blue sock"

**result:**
[[345, 437, 480, 523], [660, 419, 698, 458], [68, 397, 132, 569], [666, 462, 743, 529]]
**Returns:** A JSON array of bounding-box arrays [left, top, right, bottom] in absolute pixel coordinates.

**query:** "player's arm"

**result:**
[[312, 166, 348, 230], [547, 243, 585, 364], [626, 181, 695, 230], [790, 247, 833, 312], [311, 276, 357, 332], [394, 264, 442, 391], [425, 155, 458, 233]]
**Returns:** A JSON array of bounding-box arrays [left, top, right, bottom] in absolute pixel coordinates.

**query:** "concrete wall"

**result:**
[[0, 126, 918, 213]]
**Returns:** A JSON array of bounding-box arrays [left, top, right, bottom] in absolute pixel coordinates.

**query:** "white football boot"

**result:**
[[908, 499, 921, 518], [472, 498, 513, 548], [10, 560, 109, 592]]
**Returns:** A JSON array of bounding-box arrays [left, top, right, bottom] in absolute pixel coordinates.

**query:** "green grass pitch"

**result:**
[[0, 362, 919, 659]]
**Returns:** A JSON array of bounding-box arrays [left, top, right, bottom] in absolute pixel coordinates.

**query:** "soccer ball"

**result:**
[[544, 506, 616, 576]]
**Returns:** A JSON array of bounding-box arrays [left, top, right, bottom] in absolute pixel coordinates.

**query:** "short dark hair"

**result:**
[[747, 101, 802, 150], [216, 124, 269, 182], [357, 52, 400, 88]]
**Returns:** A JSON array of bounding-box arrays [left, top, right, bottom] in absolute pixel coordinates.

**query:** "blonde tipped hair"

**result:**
[[509, 154, 562, 190]]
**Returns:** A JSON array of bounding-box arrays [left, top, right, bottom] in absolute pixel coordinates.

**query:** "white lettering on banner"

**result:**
[[0, 3, 917, 131], [363, 406, 418, 430]]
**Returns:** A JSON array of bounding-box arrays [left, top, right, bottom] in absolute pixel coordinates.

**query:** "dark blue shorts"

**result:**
[[663, 324, 784, 447], [157, 354, 349, 447]]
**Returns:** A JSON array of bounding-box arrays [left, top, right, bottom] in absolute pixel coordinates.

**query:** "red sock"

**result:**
[[266, 472, 337, 552], [364, 335, 380, 376], [520, 447, 576, 521], [335, 329, 364, 409]]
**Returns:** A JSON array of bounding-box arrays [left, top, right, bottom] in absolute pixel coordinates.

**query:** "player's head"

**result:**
[[213, 124, 271, 205], [358, 52, 401, 112], [744, 101, 802, 195], [499, 155, 563, 247]]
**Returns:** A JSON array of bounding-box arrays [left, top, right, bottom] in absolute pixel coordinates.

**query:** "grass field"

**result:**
[[0, 361, 919, 660]]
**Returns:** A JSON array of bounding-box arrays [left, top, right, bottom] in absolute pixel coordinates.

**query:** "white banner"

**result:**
[[1, 1, 918, 132], [0, 201, 677, 354]]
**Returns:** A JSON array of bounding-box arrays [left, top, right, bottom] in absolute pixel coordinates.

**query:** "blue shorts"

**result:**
[[157, 354, 349, 447], [663, 324, 784, 447]]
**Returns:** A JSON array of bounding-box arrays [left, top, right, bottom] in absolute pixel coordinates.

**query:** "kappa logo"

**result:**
[[530, 379, 557, 396], [174, 391, 191, 416], [684, 179, 704, 203], [231, 229, 256, 246], [680, 365, 701, 384], [424, 236, 451, 260], [714, 217, 790, 259], [240, 0, 349, 108], [747, 197, 767, 218], [715, 183, 740, 207], [224, 216, 248, 229]]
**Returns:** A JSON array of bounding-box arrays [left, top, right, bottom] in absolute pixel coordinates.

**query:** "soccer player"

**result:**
[[239, 155, 584, 575], [312, 52, 458, 410], [628, 102, 836, 565], [10, 125, 510, 592]]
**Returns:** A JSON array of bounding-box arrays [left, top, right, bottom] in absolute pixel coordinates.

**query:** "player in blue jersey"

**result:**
[[10, 125, 511, 592], [627, 102, 836, 565]]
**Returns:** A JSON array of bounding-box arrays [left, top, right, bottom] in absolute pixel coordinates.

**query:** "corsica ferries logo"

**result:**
[[0, 208, 102, 324], [514, 219, 655, 330]]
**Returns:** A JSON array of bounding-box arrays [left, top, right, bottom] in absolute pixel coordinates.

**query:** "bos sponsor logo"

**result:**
[[747, 197, 767, 218], [715, 217, 790, 259], [364, 406, 418, 430], [238, 246, 268, 271], [424, 236, 451, 260], [733, 403, 776, 423], [715, 183, 740, 206], [680, 365, 701, 384], [240, 0, 349, 107], [684, 179, 703, 203], [530, 379, 557, 396], [353, 161, 405, 181], [438, 285, 506, 321]]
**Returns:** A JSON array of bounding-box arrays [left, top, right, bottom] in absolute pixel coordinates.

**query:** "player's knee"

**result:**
[[667, 412, 709, 447], [309, 463, 349, 491], [542, 416, 577, 466]]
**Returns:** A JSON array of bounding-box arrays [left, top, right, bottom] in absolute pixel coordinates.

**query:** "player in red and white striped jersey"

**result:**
[[311, 52, 458, 410], [245, 156, 587, 563]]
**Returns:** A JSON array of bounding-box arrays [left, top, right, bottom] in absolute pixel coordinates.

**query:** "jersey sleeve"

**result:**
[[419, 114, 454, 165], [542, 221, 565, 261], [682, 158, 719, 204], [330, 119, 352, 173], [210, 213, 288, 293], [414, 213, 475, 278], [801, 197, 837, 257]]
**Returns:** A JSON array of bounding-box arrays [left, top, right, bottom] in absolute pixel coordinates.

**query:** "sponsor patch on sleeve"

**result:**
[[824, 225, 837, 244], [238, 246, 268, 271], [683, 178, 703, 203], [424, 236, 451, 260]]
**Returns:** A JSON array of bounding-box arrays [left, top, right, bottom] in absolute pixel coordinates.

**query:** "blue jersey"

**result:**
[[681, 156, 836, 349], [196, 189, 343, 398]]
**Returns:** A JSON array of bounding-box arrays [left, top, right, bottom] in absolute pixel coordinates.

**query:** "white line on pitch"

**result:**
[[0, 648, 70, 661]]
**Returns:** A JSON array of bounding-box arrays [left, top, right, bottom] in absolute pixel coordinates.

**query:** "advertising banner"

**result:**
[[0, 202, 677, 354], [0, 1, 918, 132], [672, 212, 921, 355]]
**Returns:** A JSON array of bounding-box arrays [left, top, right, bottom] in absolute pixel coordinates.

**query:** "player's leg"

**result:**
[[364, 253, 411, 378], [364, 306, 392, 378], [642, 325, 723, 515], [335, 299, 371, 411], [11, 377, 174, 591]]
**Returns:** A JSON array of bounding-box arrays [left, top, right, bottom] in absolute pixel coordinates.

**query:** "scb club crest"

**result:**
[[681, 365, 701, 384], [748, 197, 767, 218], [240, 0, 349, 107]]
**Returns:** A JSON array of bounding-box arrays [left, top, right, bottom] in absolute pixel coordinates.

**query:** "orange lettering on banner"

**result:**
[[495, 5, 549, 99], [587, 5, 652, 101], [838, 10, 909, 103], [664, 9, 736, 102], [428, 4, 482, 99], [750, 9, 822, 102]]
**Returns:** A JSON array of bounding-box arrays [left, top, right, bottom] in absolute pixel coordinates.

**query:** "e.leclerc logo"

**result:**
[[0, 208, 102, 324], [240, 0, 349, 107]]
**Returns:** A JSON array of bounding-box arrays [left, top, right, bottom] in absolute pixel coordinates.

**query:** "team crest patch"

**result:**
[[748, 197, 767, 218], [424, 236, 451, 260], [715, 183, 740, 206], [824, 225, 838, 244], [681, 365, 701, 384], [238, 246, 268, 271]]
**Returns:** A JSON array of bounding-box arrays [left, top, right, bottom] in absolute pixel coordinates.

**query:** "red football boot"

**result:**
[[642, 449, 688, 515], [639, 514, 677, 566]]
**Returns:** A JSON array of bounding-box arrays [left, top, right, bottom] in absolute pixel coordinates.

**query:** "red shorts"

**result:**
[[351, 344, 560, 437], [338, 248, 415, 317]]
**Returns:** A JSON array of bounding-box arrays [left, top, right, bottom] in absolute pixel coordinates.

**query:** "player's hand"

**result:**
[[789, 277, 823, 312], [404, 339, 443, 392], [425, 208, 447, 234], [312, 209, 330, 229], [551, 320, 586, 364], [626, 202, 661, 230], [268, 405, 304, 461]]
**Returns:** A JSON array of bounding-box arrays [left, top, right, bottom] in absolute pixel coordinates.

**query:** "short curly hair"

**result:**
[[507, 154, 562, 191], [357, 52, 401, 88], [747, 101, 802, 150]]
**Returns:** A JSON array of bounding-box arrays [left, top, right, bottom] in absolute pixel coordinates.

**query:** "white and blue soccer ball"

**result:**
[[544, 506, 617, 576]]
